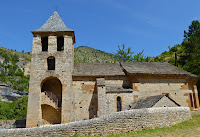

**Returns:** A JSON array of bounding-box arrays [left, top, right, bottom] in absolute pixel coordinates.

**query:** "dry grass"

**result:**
[[107, 110, 200, 137]]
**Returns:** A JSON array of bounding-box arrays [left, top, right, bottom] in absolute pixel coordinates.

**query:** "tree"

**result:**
[[0, 95, 28, 120], [179, 20, 200, 76], [114, 44, 134, 61], [13, 95, 28, 120], [114, 44, 147, 62], [133, 50, 146, 62]]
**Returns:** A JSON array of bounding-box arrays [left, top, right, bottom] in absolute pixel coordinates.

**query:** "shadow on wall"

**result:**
[[41, 104, 61, 125], [14, 120, 26, 128], [197, 78, 200, 104], [88, 83, 98, 119]]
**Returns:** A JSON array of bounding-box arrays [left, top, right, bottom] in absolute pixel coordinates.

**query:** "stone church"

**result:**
[[26, 11, 199, 128]]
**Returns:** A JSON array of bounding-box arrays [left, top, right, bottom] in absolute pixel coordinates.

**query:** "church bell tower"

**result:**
[[26, 11, 75, 127]]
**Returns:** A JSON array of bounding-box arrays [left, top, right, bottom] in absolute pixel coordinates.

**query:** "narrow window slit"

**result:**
[[117, 96, 122, 112], [42, 37, 48, 51], [57, 36, 64, 51]]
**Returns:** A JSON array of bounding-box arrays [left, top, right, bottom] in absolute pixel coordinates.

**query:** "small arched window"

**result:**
[[47, 56, 55, 70], [117, 96, 122, 112]]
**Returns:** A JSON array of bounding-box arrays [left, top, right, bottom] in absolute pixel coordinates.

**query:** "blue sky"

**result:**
[[0, 0, 199, 57]]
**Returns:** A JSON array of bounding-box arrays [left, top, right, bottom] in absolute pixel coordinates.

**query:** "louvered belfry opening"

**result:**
[[42, 37, 48, 51], [57, 36, 64, 51], [117, 96, 122, 112], [47, 56, 55, 70]]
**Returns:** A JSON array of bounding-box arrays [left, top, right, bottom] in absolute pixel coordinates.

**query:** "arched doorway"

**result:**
[[41, 104, 61, 125], [41, 77, 62, 107], [41, 77, 62, 125]]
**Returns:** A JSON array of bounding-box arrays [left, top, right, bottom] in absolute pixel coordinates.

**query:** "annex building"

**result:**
[[26, 11, 199, 128]]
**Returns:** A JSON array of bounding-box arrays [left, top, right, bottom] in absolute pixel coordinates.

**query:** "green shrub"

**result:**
[[0, 95, 28, 120]]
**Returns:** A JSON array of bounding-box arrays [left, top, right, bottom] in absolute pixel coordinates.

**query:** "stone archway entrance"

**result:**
[[41, 77, 62, 107], [41, 77, 62, 125]]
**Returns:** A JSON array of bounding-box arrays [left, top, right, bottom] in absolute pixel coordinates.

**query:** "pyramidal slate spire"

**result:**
[[33, 11, 73, 32]]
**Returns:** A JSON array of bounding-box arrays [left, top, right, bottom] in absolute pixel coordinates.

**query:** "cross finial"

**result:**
[[56, 5, 58, 11]]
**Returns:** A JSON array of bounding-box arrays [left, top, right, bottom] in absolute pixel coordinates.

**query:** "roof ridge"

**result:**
[[74, 62, 120, 65]]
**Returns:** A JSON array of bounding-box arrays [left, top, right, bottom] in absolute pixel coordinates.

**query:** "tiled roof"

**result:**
[[32, 11, 73, 32], [121, 62, 197, 77], [73, 63, 125, 76], [127, 94, 180, 109], [73, 62, 197, 77]]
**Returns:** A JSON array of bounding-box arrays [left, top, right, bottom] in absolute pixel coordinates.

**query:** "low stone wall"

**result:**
[[0, 120, 15, 129], [0, 107, 191, 137], [0, 120, 26, 129]]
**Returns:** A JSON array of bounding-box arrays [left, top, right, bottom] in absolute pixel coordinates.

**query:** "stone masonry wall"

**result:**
[[72, 78, 97, 121], [0, 107, 191, 137], [0, 120, 26, 129], [133, 78, 197, 108], [72, 76, 197, 120]]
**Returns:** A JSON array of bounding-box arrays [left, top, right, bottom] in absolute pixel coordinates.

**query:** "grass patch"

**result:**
[[107, 113, 200, 137]]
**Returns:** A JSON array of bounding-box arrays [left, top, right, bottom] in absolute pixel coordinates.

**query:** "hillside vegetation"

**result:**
[[74, 46, 120, 63], [0, 47, 30, 92], [151, 44, 183, 66]]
